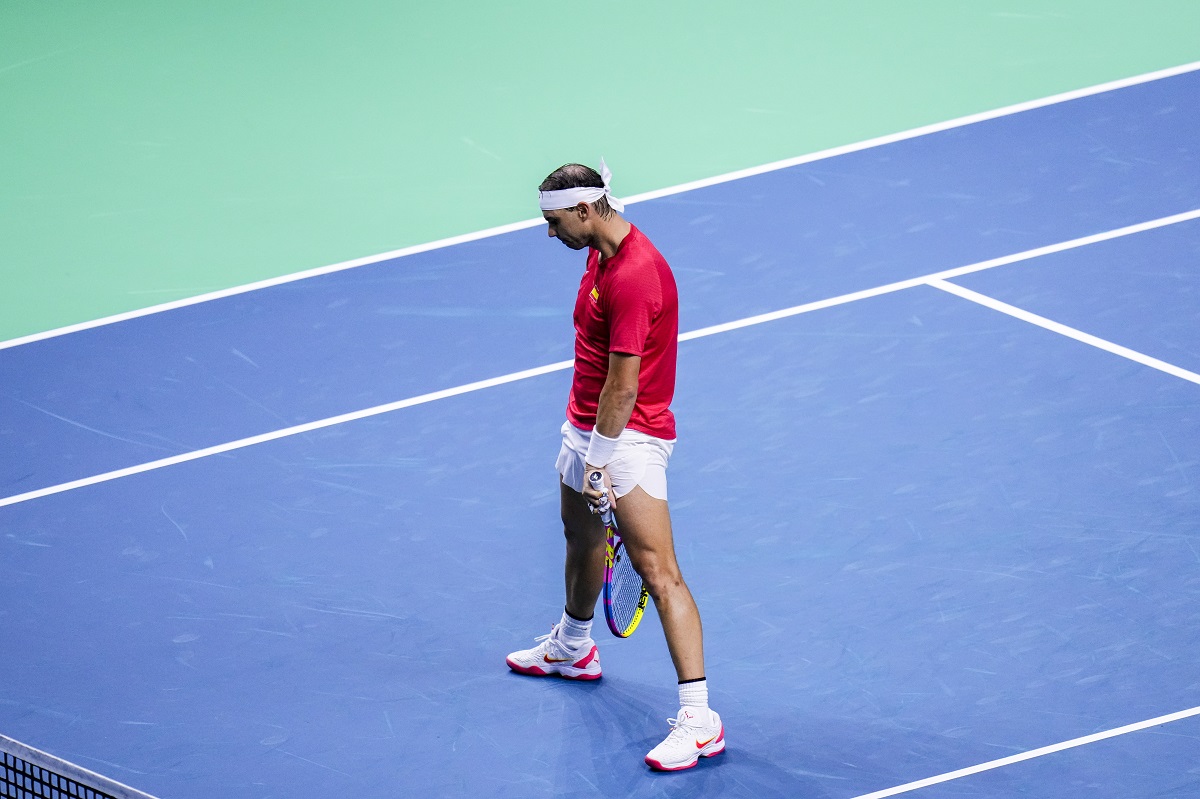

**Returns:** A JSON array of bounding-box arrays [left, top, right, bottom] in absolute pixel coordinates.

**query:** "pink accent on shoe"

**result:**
[[506, 654, 602, 681], [505, 658, 549, 676], [569, 669, 602, 681], [573, 646, 598, 669]]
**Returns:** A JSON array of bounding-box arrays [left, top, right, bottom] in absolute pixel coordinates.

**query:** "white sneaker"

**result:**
[[644, 707, 725, 771], [505, 625, 602, 680]]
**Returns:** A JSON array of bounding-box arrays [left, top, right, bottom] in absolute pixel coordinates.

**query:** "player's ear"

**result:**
[[574, 202, 590, 221]]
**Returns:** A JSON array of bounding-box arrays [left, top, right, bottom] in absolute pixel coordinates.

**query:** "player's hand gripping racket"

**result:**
[[589, 470, 649, 638]]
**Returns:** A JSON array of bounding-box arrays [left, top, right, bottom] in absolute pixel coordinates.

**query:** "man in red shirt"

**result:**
[[506, 161, 725, 771]]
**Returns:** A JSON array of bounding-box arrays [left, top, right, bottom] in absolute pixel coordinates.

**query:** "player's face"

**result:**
[[543, 206, 588, 250]]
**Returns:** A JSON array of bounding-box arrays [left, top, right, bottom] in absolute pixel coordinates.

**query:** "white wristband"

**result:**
[[585, 428, 620, 467]]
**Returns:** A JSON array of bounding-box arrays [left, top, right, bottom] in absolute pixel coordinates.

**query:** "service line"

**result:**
[[928, 279, 1200, 386], [2, 207, 1197, 510]]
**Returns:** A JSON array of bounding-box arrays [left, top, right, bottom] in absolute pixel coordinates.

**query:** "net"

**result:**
[[1, 735, 159, 799]]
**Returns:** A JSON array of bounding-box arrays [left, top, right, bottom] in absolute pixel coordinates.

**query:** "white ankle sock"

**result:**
[[679, 678, 708, 710], [558, 609, 592, 648]]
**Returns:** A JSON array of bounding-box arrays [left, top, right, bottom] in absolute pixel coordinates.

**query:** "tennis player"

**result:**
[[505, 161, 725, 771]]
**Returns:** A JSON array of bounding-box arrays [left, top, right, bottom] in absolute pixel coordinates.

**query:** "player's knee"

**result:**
[[636, 556, 684, 600], [563, 523, 604, 553], [645, 574, 685, 603], [562, 523, 585, 544]]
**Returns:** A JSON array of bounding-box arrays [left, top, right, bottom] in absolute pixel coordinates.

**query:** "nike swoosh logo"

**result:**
[[543, 655, 574, 663], [695, 734, 719, 749]]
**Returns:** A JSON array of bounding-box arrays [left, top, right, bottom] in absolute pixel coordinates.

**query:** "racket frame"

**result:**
[[590, 471, 650, 638]]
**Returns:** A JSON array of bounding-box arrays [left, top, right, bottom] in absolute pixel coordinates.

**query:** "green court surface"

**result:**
[[2, 1, 1198, 343]]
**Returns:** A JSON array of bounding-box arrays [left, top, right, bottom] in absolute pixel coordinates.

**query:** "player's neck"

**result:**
[[592, 216, 632, 261]]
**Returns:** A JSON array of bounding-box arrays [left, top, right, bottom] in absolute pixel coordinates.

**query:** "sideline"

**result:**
[[848, 704, 1200, 799]]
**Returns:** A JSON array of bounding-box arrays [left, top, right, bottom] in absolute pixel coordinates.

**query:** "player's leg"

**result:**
[[615, 486, 725, 771], [612, 486, 704, 679], [560, 481, 607, 621], [505, 480, 606, 680]]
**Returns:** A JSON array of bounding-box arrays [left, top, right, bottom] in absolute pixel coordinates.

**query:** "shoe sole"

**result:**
[[506, 658, 602, 681], [645, 733, 726, 771]]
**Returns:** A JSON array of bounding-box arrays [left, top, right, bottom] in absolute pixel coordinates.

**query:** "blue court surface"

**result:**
[[2, 67, 1199, 798]]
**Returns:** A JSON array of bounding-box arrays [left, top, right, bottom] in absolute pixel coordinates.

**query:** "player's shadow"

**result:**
[[536, 676, 830, 799]]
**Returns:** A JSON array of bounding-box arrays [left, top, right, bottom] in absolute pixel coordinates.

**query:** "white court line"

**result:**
[[0, 360, 571, 510], [0, 218, 542, 353], [681, 208, 1200, 342], [928, 279, 1200, 386], [2, 60, 1198, 352], [848, 705, 1200, 799], [2, 207, 1198, 510]]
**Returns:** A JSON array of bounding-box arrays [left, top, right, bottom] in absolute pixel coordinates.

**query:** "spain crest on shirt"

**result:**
[[590, 285, 600, 304]]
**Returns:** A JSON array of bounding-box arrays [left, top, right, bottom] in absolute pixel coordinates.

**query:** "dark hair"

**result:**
[[539, 163, 613, 218]]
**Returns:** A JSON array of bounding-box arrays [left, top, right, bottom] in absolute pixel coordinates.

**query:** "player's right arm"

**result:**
[[583, 351, 640, 508], [593, 352, 639, 439]]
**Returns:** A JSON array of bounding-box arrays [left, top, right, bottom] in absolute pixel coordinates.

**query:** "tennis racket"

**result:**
[[589, 470, 649, 638]]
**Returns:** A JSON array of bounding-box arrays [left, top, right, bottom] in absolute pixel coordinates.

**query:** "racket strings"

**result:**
[[609, 546, 646, 630]]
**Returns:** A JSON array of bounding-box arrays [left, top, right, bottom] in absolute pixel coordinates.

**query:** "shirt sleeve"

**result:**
[[604, 267, 662, 357]]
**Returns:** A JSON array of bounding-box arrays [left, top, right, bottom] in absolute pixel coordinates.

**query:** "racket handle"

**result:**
[[588, 470, 614, 523]]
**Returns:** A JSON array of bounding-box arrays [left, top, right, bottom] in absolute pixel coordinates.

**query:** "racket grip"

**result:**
[[587, 470, 614, 522]]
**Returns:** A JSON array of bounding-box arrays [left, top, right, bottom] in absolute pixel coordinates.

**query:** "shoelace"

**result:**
[[530, 623, 560, 648], [662, 716, 696, 741], [532, 627, 580, 656], [662, 712, 717, 747]]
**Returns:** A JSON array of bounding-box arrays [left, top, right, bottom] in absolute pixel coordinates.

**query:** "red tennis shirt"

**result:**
[[567, 224, 678, 440]]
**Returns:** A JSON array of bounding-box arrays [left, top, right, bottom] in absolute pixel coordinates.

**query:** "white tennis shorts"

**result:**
[[556, 421, 675, 500]]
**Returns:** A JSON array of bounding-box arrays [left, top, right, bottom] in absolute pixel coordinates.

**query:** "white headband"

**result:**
[[538, 158, 625, 213]]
